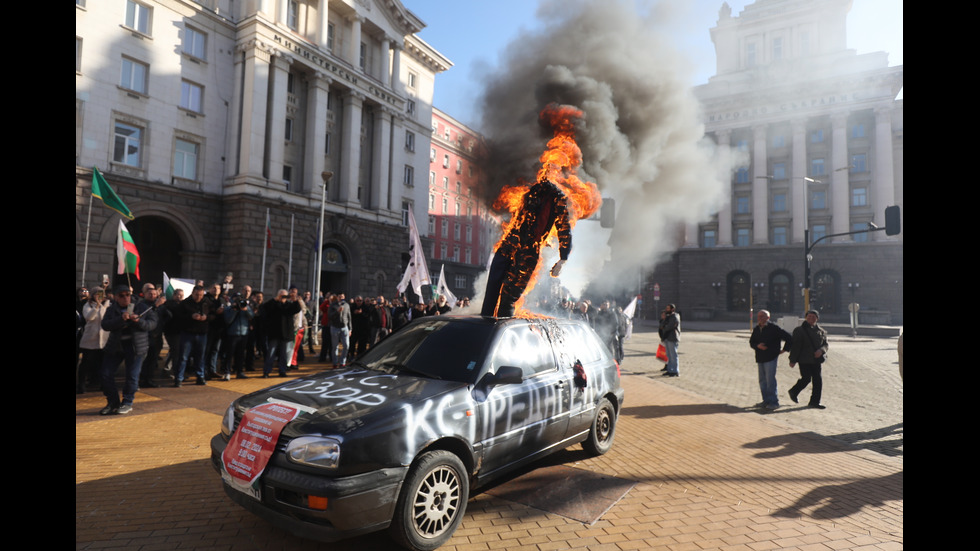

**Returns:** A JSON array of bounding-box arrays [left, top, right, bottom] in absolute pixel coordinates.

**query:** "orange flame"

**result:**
[[490, 104, 602, 317]]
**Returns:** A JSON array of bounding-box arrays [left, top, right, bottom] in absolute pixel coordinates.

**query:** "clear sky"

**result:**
[[406, 0, 904, 130]]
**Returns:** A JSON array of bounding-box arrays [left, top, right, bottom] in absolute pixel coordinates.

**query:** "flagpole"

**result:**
[[81, 178, 94, 288], [288, 213, 295, 288], [261, 208, 269, 292], [314, 172, 332, 350]]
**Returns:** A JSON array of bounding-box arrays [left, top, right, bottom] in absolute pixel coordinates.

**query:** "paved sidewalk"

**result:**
[[76, 357, 901, 550]]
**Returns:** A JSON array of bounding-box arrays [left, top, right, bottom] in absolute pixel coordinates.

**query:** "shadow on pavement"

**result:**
[[772, 471, 903, 520]]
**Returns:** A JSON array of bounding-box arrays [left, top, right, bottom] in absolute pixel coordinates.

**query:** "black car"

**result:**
[[210, 315, 624, 550]]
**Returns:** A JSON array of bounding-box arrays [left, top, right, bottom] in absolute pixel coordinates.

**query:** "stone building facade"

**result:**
[[644, 0, 903, 324], [76, 0, 450, 297]]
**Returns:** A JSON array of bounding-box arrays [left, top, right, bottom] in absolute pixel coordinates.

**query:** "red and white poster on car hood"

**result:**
[[222, 402, 302, 489]]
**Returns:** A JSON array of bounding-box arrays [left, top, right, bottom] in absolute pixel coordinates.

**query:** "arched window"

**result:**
[[727, 271, 750, 312], [769, 270, 793, 313]]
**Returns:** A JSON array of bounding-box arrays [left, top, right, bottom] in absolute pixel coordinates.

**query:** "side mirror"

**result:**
[[492, 365, 524, 385]]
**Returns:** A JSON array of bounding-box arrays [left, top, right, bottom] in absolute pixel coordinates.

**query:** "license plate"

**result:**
[[222, 470, 261, 501]]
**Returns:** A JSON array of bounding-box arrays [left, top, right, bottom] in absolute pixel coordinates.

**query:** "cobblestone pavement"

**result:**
[[77, 323, 902, 550], [621, 320, 904, 458]]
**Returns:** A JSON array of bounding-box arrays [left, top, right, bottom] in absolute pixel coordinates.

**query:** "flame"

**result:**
[[490, 103, 602, 317]]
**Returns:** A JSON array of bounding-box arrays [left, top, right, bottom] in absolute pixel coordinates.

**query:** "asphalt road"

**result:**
[[619, 320, 904, 457]]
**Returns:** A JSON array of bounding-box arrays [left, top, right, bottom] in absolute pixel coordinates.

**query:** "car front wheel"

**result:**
[[389, 450, 469, 551], [583, 397, 617, 455]]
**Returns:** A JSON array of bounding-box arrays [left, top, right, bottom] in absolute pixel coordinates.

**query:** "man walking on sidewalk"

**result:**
[[750, 310, 792, 410]]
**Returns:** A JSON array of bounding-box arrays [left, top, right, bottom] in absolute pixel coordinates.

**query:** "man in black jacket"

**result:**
[[749, 310, 792, 410], [100, 284, 158, 415], [788, 310, 830, 409], [261, 289, 302, 377]]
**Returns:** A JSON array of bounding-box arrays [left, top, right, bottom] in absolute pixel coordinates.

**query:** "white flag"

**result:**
[[436, 264, 458, 307], [622, 295, 638, 341], [396, 209, 431, 303]]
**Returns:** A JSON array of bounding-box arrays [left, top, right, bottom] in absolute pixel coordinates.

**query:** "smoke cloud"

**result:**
[[476, 0, 730, 298]]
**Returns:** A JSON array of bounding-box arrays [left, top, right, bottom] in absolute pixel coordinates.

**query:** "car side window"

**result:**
[[555, 323, 608, 365], [490, 325, 556, 378]]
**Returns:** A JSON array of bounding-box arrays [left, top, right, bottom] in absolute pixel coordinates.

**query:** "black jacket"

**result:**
[[749, 322, 792, 363]]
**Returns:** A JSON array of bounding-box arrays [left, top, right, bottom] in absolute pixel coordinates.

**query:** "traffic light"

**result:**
[[600, 198, 615, 228], [884, 205, 901, 236]]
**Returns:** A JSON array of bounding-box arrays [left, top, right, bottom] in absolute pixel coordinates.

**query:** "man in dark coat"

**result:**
[[788, 310, 830, 409], [749, 309, 792, 410], [261, 289, 302, 377], [100, 284, 158, 415]]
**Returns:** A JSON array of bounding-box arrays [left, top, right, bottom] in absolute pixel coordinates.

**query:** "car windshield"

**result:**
[[355, 318, 495, 384]]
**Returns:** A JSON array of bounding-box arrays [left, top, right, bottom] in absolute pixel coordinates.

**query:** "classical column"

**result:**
[[390, 42, 402, 92], [873, 106, 896, 241], [316, 0, 330, 48], [339, 90, 364, 206], [379, 35, 391, 88], [234, 42, 272, 178], [790, 118, 806, 243], [348, 15, 363, 69], [830, 113, 850, 240], [751, 124, 768, 244], [370, 106, 392, 212], [715, 129, 733, 246], [267, 53, 292, 188], [305, 72, 332, 197], [277, 0, 288, 26]]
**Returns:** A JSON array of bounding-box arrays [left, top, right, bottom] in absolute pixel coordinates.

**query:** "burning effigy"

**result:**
[[481, 104, 602, 318]]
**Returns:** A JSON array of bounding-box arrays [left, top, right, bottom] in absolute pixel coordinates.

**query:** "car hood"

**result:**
[[235, 367, 469, 436]]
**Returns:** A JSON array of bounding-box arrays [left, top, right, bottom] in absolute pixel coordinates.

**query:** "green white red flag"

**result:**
[[117, 220, 141, 280]]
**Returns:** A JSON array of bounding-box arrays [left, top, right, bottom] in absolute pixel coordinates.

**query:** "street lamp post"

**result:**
[[313, 171, 333, 349]]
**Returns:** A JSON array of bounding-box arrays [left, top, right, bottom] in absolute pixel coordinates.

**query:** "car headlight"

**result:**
[[286, 436, 341, 469], [221, 404, 236, 437]]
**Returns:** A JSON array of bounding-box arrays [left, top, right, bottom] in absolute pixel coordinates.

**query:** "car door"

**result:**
[[550, 321, 610, 436], [475, 322, 571, 474]]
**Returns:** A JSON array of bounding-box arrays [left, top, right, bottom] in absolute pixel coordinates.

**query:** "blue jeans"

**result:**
[[176, 332, 207, 382], [758, 359, 779, 406], [664, 339, 678, 374], [102, 341, 145, 407], [265, 338, 290, 375], [330, 326, 349, 366]]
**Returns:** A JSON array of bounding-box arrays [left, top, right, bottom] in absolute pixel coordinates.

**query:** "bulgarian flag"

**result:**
[[163, 273, 194, 299], [117, 220, 141, 280], [92, 167, 134, 220]]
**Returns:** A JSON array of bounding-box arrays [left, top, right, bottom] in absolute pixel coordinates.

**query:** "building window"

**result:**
[[773, 193, 787, 212], [405, 130, 415, 152], [773, 226, 787, 245], [287, 0, 298, 30], [800, 31, 810, 56], [441, 219, 449, 238], [429, 171, 436, 186], [173, 139, 198, 180], [282, 165, 292, 189], [183, 26, 206, 59], [180, 80, 203, 113], [810, 129, 824, 143], [442, 176, 449, 189], [452, 245, 460, 262], [401, 201, 411, 226], [811, 158, 825, 176], [851, 153, 867, 173], [359, 41, 367, 70], [404, 165, 414, 187], [428, 194, 435, 210], [432, 123, 438, 135], [408, 71, 417, 89], [736, 228, 750, 247], [746, 43, 756, 67], [456, 181, 461, 194], [456, 274, 466, 288], [702, 229, 716, 248], [284, 118, 294, 141], [442, 197, 447, 214], [430, 148, 436, 162], [113, 122, 142, 167], [327, 22, 335, 51], [324, 132, 331, 154], [442, 155, 449, 169], [124, 1, 152, 35], [466, 225, 472, 243], [771, 135, 785, 148], [428, 216, 435, 234], [444, 128, 450, 140], [772, 37, 783, 60], [735, 168, 750, 183], [454, 223, 461, 240], [852, 187, 867, 207], [852, 123, 865, 138], [811, 190, 827, 209], [456, 160, 462, 174], [440, 243, 447, 259], [852, 223, 869, 242], [772, 163, 786, 180], [407, 100, 416, 116], [465, 249, 472, 264], [76, 37, 83, 73], [811, 224, 827, 242], [736, 196, 750, 214], [455, 202, 460, 216], [120, 57, 148, 94]]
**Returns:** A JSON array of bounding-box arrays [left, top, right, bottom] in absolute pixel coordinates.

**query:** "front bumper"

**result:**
[[210, 434, 408, 542]]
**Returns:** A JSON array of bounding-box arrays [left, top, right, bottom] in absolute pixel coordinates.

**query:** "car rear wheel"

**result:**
[[389, 450, 469, 551], [583, 397, 617, 456]]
